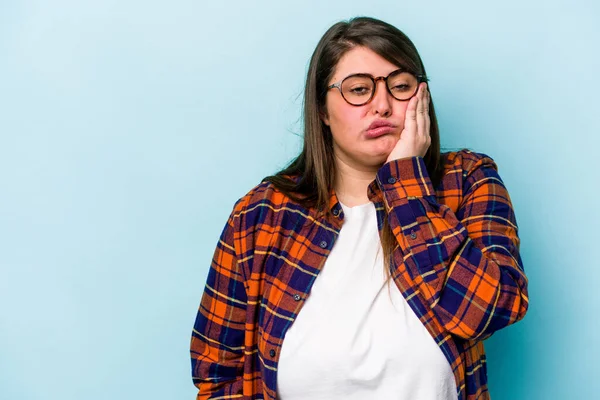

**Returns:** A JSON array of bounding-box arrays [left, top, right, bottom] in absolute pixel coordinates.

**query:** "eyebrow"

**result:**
[[342, 68, 407, 78]]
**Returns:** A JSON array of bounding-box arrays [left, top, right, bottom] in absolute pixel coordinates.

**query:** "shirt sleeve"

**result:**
[[190, 203, 247, 399], [377, 153, 529, 341]]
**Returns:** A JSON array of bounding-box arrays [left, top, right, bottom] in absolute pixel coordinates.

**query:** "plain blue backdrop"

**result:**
[[1, 1, 598, 399]]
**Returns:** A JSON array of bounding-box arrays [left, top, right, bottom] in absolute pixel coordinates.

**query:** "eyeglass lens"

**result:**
[[341, 71, 418, 105]]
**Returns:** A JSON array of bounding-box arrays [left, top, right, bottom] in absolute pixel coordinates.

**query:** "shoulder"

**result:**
[[439, 149, 509, 200], [230, 178, 295, 218], [442, 148, 499, 177]]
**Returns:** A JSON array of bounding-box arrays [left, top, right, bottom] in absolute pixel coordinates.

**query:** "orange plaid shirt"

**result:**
[[190, 149, 529, 400]]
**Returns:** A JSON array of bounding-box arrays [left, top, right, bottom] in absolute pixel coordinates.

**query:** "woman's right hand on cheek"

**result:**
[[386, 82, 431, 163]]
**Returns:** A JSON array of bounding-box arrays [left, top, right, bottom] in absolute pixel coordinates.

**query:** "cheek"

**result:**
[[394, 102, 410, 130], [328, 102, 363, 134]]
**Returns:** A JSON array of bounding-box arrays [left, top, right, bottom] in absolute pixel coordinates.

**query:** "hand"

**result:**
[[386, 82, 431, 163]]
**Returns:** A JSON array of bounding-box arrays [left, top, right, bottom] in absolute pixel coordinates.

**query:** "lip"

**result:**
[[366, 120, 397, 138]]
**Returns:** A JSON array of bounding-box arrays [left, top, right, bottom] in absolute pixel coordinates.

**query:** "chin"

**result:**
[[370, 138, 396, 158], [361, 152, 390, 169]]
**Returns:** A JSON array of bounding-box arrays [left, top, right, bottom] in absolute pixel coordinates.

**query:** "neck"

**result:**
[[334, 155, 379, 207]]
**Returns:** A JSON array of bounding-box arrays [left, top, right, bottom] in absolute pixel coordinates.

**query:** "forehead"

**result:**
[[332, 46, 400, 82]]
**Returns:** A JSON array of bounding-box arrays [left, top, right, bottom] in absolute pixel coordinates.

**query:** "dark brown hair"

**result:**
[[263, 16, 448, 274]]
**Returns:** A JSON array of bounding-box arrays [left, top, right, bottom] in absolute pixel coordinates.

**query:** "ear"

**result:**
[[319, 108, 330, 126]]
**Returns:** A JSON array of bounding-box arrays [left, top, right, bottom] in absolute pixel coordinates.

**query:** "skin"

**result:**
[[321, 46, 431, 207]]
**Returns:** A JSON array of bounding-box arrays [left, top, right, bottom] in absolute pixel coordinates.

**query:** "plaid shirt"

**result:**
[[190, 149, 529, 400]]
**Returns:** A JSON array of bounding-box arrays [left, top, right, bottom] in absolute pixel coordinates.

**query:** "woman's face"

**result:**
[[322, 46, 412, 170]]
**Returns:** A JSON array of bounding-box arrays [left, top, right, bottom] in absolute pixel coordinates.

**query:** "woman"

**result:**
[[190, 16, 529, 400]]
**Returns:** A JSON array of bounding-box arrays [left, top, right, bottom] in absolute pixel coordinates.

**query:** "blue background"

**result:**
[[1, 1, 598, 399]]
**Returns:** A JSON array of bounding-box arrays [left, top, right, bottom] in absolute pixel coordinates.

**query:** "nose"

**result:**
[[370, 78, 392, 116]]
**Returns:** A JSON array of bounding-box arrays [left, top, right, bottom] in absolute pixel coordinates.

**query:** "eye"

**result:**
[[342, 76, 373, 97], [348, 85, 371, 96], [388, 71, 418, 94], [390, 83, 411, 92]]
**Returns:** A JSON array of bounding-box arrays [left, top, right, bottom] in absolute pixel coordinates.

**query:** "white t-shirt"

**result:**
[[276, 201, 458, 400]]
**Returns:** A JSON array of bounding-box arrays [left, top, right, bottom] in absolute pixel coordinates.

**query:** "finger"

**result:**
[[416, 84, 427, 138], [404, 94, 419, 136], [423, 84, 430, 114], [424, 85, 431, 135]]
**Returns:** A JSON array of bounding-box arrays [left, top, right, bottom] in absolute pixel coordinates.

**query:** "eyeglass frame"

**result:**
[[326, 68, 428, 106]]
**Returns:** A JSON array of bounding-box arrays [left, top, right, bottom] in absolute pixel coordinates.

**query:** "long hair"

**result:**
[[263, 16, 448, 276]]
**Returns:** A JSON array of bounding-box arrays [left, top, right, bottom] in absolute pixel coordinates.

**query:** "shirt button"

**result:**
[[319, 240, 328, 248], [293, 294, 301, 301], [332, 208, 339, 216], [387, 177, 397, 184], [269, 349, 276, 357], [409, 232, 417, 240]]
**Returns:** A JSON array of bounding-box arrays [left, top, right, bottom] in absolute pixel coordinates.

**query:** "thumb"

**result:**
[[403, 95, 419, 134]]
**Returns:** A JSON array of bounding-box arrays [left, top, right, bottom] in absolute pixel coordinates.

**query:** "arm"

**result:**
[[190, 205, 247, 399], [377, 154, 529, 341]]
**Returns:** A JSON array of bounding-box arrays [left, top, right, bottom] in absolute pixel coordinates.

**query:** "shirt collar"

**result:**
[[325, 178, 383, 220]]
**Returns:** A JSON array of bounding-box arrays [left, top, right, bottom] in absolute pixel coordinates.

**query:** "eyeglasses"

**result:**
[[327, 69, 428, 106]]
